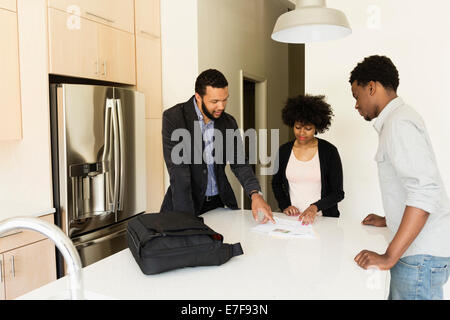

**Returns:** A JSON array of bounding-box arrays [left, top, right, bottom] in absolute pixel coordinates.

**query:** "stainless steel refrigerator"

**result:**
[[50, 84, 146, 269]]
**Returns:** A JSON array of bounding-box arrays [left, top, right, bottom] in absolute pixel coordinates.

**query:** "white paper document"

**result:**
[[251, 217, 317, 239]]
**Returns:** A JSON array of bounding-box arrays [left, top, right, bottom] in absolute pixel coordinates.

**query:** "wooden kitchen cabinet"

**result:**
[[0, 214, 57, 300], [146, 119, 164, 212], [48, 8, 99, 80], [135, 0, 164, 210], [48, 0, 135, 34], [136, 35, 162, 118], [135, 0, 160, 38], [0, 255, 5, 300], [48, 7, 136, 85], [0, 0, 15, 11], [98, 24, 136, 85], [2, 239, 56, 300], [0, 7, 22, 140]]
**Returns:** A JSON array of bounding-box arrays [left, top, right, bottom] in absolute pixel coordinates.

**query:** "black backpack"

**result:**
[[126, 211, 243, 275]]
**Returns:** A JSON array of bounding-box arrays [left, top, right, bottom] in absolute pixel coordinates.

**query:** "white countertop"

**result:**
[[19, 209, 392, 300]]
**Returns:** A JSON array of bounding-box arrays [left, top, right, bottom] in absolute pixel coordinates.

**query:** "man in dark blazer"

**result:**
[[160, 69, 274, 223]]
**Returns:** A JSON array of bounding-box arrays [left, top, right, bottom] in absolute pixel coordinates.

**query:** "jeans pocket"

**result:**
[[389, 257, 422, 299], [430, 265, 448, 300], [398, 257, 421, 269], [431, 265, 449, 288]]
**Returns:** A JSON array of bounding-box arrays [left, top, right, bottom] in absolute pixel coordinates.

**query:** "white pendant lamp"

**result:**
[[272, 0, 351, 43]]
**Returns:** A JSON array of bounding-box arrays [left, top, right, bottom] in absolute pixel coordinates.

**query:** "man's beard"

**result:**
[[202, 100, 223, 121]]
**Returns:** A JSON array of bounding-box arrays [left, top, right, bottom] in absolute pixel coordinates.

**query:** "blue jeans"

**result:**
[[388, 255, 450, 300]]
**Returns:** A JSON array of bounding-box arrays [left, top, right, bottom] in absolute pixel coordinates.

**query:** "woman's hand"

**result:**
[[283, 206, 300, 216], [299, 205, 318, 225]]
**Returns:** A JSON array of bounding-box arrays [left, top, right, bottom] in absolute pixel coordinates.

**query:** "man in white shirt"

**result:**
[[350, 55, 450, 300]]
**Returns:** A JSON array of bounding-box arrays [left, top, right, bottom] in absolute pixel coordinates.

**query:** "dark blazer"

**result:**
[[160, 96, 261, 215], [271, 138, 344, 217]]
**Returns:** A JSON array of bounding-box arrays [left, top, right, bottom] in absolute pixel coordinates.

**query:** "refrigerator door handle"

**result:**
[[104, 99, 114, 213], [111, 99, 120, 217], [102, 101, 112, 163], [116, 99, 125, 212]]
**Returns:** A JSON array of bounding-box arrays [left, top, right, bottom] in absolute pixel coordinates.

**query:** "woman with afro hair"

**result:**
[[272, 94, 344, 225]]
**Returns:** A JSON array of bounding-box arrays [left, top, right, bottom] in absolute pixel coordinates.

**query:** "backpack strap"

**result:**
[[231, 243, 243, 257]]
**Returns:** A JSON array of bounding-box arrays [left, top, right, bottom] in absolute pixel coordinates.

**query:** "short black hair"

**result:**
[[349, 55, 400, 92], [195, 69, 228, 97], [281, 94, 334, 133]]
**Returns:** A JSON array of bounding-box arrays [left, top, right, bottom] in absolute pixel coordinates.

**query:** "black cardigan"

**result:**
[[271, 138, 344, 217]]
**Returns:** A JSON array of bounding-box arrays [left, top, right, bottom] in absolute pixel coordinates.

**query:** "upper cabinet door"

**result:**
[[0, 8, 22, 140], [48, 8, 99, 80], [136, 35, 162, 118], [48, 0, 134, 34], [0, 0, 16, 11], [135, 0, 160, 38], [97, 24, 136, 85]]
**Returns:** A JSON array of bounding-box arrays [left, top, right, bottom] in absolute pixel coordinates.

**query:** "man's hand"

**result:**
[[283, 206, 300, 216], [354, 250, 397, 270], [356, 207, 429, 272], [362, 214, 387, 227], [298, 205, 318, 225], [251, 193, 275, 224]]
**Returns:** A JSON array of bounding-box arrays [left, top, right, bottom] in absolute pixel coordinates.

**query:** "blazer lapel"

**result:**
[[183, 96, 204, 164]]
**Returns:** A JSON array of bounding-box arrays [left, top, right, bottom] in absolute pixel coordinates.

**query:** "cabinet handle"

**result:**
[[86, 11, 115, 24], [140, 30, 157, 38], [95, 60, 99, 75], [0, 257, 3, 283], [10, 256, 15, 278], [102, 61, 107, 77]]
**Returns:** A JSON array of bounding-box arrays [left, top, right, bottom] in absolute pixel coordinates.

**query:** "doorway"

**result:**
[[243, 79, 256, 210], [239, 71, 267, 210]]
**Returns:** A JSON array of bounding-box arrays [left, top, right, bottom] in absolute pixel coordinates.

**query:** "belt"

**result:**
[[205, 195, 220, 202]]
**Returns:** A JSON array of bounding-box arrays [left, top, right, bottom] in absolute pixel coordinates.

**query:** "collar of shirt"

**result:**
[[373, 96, 404, 134], [193, 97, 214, 127]]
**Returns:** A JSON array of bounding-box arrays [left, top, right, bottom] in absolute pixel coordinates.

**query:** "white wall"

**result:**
[[160, 0, 291, 207], [197, 0, 290, 207], [305, 0, 450, 298]]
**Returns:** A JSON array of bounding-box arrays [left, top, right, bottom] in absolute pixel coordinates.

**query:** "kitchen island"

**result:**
[[19, 209, 391, 300]]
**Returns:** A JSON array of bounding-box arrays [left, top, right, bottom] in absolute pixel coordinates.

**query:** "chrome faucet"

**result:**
[[0, 217, 84, 300]]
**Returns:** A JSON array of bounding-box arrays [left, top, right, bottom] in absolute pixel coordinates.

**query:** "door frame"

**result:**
[[238, 70, 268, 208]]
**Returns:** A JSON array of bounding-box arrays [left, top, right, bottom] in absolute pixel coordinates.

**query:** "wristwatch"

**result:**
[[249, 190, 263, 199]]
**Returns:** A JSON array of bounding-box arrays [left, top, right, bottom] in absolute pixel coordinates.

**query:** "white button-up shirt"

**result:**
[[373, 97, 450, 258], [193, 97, 219, 196]]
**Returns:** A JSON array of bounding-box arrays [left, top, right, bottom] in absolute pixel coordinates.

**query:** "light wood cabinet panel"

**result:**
[[135, 0, 160, 38], [48, 0, 135, 34], [3, 239, 56, 300], [0, 255, 5, 300], [136, 35, 162, 118], [0, 8, 22, 140], [0, 214, 54, 253], [98, 24, 136, 85], [0, 0, 15, 11], [146, 119, 164, 213], [48, 8, 99, 80], [48, 7, 136, 85]]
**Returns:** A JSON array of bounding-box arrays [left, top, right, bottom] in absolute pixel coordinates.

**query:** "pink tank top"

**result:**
[[285, 149, 322, 215]]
